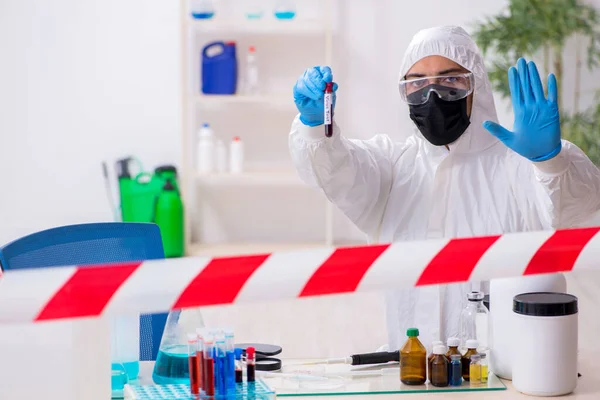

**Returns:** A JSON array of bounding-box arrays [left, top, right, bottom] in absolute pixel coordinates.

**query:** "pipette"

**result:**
[[259, 367, 400, 381], [298, 351, 399, 366]]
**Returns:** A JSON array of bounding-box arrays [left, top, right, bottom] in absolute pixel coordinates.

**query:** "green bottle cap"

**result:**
[[406, 328, 419, 337]]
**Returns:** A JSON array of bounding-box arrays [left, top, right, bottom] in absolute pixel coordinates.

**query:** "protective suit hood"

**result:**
[[399, 25, 500, 154]]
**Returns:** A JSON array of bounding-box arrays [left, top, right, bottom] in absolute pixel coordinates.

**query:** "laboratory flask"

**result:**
[[274, 0, 296, 19], [152, 309, 205, 384], [190, 0, 215, 19], [245, 0, 264, 19], [459, 291, 489, 353]]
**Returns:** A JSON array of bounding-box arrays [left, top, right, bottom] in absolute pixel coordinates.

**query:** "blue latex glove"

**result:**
[[483, 58, 561, 162], [293, 66, 338, 127]]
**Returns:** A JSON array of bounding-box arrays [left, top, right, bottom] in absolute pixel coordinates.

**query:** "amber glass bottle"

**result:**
[[400, 328, 427, 385], [427, 341, 443, 382], [430, 345, 449, 387], [461, 339, 479, 381]]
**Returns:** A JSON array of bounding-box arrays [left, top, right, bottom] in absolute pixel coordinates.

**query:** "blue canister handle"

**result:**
[[202, 41, 226, 59]]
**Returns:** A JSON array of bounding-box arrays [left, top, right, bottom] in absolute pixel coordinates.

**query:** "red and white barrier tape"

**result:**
[[0, 227, 599, 324]]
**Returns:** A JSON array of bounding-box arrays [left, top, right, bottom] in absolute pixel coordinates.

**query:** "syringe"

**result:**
[[299, 351, 399, 366]]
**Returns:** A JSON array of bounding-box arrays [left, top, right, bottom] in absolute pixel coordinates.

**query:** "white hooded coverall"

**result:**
[[288, 26, 600, 350]]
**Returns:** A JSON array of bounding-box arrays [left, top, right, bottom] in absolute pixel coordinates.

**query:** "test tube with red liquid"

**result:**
[[324, 82, 334, 137], [195, 329, 204, 393], [203, 337, 215, 396], [246, 346, 256, 382], [187, 334, 200, 396]]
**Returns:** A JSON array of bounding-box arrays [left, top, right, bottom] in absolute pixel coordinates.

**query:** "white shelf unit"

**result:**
[[179, 0, 336, 255]]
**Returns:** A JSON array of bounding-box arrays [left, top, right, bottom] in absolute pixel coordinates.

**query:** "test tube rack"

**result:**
[[123, 380, 275, 400]]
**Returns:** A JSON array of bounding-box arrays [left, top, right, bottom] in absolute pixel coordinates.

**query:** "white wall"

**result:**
[[2, 0, 599, 245], [0, 0, 182, 245]]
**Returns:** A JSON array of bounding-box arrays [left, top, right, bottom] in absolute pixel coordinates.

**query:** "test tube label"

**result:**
[[324, 93, 333, 124]]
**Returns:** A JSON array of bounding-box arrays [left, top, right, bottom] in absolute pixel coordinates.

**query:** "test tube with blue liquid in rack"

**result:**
[[225, 330, 236, 389]]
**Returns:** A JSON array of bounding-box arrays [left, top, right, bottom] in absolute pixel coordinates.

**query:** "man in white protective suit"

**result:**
[[288, 25, 600, 350]]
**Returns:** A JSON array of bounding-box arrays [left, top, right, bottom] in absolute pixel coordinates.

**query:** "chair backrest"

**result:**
[[0, 222, 168, 361]]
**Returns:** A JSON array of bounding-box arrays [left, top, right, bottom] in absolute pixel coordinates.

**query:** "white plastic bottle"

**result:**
[[229, 136, 244, 174], [215, 139, 227, 173], [490, 274, 567, 380], [246, 46, 259, 95], [196, 123, 214, 174]]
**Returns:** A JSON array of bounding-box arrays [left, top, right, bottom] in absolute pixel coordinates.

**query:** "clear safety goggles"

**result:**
[[398, 72, 474, 105]]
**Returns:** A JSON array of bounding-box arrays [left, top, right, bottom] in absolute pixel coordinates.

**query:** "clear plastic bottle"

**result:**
[[152, 309, 205, 384], [430, 345, 449, 387], [459, 291, 489, 353], [400, 328, 427, 385], [246, 46, 259, 95], [191, 0, 215, 19], [274, 0, 296, 20], [197, 123, 214, 174], [469, 354, 482, 385]]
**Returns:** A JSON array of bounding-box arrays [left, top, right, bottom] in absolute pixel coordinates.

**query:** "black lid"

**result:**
[[163, 180, 176, 191], [255, 357, 282, 371], [513, 292, 578, 317], [155, 165, 177, 175]]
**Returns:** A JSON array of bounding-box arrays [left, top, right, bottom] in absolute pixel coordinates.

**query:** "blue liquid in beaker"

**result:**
[[111, 369, 128, 391], [191, 12, 215, 19], [111, 361, 140, 381], [274, 11, 296, 20], [152, 345, 190, 385]]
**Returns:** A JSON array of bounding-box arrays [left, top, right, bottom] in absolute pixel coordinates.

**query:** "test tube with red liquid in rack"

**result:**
[[187, 334, 200, 396], [246, 346, 256, 382], [203, 337, 215, 397], [324, 82, 334, 137], [195, 329, 204, 393]]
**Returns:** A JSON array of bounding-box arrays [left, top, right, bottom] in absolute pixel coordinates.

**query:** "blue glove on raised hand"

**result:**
[[293, 66, 338, 127], [483, 58, 561, 162]]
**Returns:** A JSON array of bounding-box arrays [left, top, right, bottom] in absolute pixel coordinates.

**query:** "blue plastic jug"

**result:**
[[202, 41, 237, 95]]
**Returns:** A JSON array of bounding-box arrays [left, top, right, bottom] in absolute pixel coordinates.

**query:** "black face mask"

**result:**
[[408, 93, 471, 146]]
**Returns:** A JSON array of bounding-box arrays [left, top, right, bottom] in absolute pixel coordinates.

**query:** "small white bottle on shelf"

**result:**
[[215, 139, 227, 173], [229, 136, 244, 174], [246, 46, 259, 95], [196, 123, 214, 174]]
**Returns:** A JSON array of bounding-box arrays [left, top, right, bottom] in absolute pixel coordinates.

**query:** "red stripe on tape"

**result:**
[[35, 262, 141, 321], [299, 245, 390, 297], [174, 254, 270, 308], [524, 227, 600, 275], [416, 236, 501, 286]]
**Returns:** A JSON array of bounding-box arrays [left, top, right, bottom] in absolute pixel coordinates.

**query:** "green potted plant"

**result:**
[[472, 0, 600, 163]]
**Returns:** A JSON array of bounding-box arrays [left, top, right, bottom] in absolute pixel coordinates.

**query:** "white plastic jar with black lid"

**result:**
[[512, 292, 578, 397]]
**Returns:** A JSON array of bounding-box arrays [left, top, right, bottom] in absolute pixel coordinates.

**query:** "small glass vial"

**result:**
[[427, 341, 444, 382], [430, 345, 449, 387], [449, 355, 463, 386], [400, 328, 427, 385], [461, 339, 478, 381], [469, 354, 482, 385], [480, 353, 488, 383]]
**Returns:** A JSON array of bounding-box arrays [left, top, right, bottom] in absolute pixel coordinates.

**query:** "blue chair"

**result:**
[[0, 222, 168, 361]]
